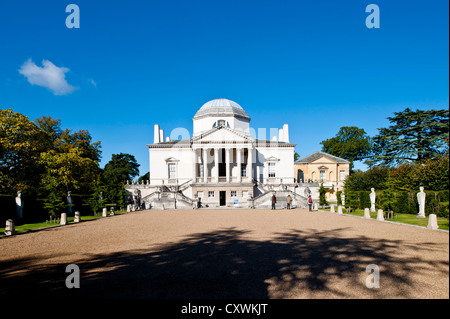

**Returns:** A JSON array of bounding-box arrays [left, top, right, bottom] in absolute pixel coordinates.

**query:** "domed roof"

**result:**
[[193, 98, 250, 121]]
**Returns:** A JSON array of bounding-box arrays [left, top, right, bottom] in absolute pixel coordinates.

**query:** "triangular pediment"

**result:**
[[193, 126, 253, 143], [311, 156, 337, 164]]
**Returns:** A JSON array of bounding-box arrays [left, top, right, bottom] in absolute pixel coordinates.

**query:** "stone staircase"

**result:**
[[251, 189, 308, 209], [142, 189, 195, 210]]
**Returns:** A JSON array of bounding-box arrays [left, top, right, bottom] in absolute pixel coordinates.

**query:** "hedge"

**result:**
[[344, 189, 449, 218], [0, 193, 94, 226]]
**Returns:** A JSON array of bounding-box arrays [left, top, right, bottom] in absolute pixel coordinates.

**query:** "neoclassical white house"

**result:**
[[125, 98, 318, 209]]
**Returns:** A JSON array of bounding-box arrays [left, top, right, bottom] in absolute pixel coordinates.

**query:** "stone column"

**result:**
[[237, 147, 242, 183], [74, 211, 81, 223], [427, 214, 439, 230], [203, 148, 208, 183], [225, 147, 231, 183], [5, 219, 15, 236], [337, 205, 343, 215], [247, 147, 253, 181], [214, 148, 219, 183], [364, 208, 371, 219], [102, 207, 107, 217], [60, 213, 67, 225], [377, 209, 385, 221], [192, 148, 197, 182]]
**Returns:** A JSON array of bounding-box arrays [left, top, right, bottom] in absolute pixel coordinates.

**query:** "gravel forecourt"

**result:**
[[1, 208, 448, 299]]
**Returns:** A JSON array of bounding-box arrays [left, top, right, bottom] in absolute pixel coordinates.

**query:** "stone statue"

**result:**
[[369, 188, 376, 212], [304, 186, 311, 197], [67, 191, 73, 215], [417, 186, 426, 218], [15, 191, 23, 220]]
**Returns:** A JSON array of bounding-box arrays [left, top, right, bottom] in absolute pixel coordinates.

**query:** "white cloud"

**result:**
[[90, 78, 97, 88], [19, 59, 77, 95]]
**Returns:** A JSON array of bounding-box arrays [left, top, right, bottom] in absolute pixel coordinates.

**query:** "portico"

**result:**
[[192, 146, 253, 184]]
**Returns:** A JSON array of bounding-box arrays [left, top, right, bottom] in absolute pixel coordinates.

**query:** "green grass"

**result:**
[[322, 207, 449, 231], [1, 210, 127, 235]]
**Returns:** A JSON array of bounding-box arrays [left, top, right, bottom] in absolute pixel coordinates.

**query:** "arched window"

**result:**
[[212, 120, 230, 128]]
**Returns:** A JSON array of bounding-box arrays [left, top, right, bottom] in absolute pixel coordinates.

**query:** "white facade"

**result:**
[[126, 98, 314, 209]]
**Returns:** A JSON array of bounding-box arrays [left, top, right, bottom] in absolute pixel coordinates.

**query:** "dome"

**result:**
[[193, 98, 250, 121]]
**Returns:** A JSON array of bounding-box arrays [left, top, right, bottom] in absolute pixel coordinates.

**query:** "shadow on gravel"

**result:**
[[1, 227, 448, 298]]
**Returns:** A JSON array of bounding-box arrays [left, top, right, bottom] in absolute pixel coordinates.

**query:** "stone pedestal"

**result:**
[[60, 213, 67, 225], [364, 208, 371, 219], [5, 219, 15, 236], [102, 208, 107, 217], [330, 205, 335, 213], [74, 211, 80, 223], [376, 209, 384, 221], [337, 205, 343, 215], [427, 214, 439, 230], [110, 207, 115, 216], [127, 204, 131, 213]]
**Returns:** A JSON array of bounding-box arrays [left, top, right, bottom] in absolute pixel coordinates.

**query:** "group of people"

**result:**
[[271, 194, 314, 211]]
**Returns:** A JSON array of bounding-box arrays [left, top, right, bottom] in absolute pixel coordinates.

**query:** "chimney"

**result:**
[[154, 124, 160, 144], [279, 128, 285, 143], [283, 124, 289, 143], [159, 129, 164, 143]]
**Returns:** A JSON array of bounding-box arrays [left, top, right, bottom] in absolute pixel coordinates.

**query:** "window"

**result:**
[[231, 191, 237, 197], [208, 191, 215, 198], [320, 170, 325, 182], [241, 163, 247, 177], [340, 170, 346, 181], [242, 191, 248, 198], [168, 163, 176, 179], [197, 191, 203, 199], [268, 162, 276, 178], [212, 120, 230, 128]]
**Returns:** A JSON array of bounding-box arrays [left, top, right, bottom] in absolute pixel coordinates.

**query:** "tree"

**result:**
[[103, 153, 140, 205], [104, 153, 140, 182], [320, 126, 373, 170], [0, 109, 47, 194], [344, 166, 390, 191], [381, 169, 397, 217], [42, 189, 65, 220], [319, 183, 328, 207], [366, 108, 449, 167]]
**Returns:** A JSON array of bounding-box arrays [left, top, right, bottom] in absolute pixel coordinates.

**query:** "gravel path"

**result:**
[[1, 208, 448, 298]]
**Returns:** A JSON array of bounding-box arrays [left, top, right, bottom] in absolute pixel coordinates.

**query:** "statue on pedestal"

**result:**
[[417, 186, 426, 218], [369, 188, 376, 212], [15, 191, 23, 220]]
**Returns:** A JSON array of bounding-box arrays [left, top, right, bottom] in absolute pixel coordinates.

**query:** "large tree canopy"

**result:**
[[103, 153, 140, 182], [1, 109, 47, 193], [0, 109, 102, 196], [366, 108, 449, 167], [320, 126, 373, 170]]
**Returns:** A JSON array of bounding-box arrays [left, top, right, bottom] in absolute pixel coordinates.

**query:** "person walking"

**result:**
[[308, 195, 313, 211], [286, 195, 292, 210], [271, 194, 277, 210]]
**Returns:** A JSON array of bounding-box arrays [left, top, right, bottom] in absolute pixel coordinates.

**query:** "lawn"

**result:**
[[1, 210, 127, 235], [322, 207, 449, 231]]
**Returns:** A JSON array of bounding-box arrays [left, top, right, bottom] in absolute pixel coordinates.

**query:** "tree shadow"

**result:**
[[0, 227, 448, 298]]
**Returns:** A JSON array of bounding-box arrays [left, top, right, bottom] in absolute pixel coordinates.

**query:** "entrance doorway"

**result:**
[[220, 191, 226, 206], [297, 169, 304, 183]]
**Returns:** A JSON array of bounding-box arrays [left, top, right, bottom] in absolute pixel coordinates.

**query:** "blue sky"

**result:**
[[0, 0, 448, 176]]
